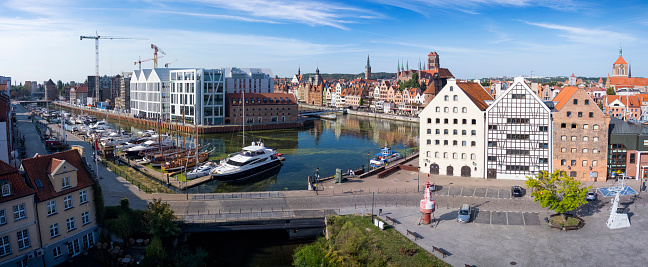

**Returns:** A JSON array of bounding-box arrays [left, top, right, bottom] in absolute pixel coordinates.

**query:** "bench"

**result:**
[[432, 246, 448, 258], [385, 216, 396, 225], [406, 230, 421, 241]]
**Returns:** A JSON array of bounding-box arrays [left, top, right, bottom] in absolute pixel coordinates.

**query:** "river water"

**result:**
[[74, 111, 419, 192]]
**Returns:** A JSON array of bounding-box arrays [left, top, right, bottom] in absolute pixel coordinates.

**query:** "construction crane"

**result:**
[[134, 57, 155, 71], [80, 32, 147, 105], [151, 44, 166, 68], [164, 59, 178, 68]]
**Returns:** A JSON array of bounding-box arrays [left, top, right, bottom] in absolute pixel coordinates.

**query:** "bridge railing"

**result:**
[[180, 208, 340, 223]]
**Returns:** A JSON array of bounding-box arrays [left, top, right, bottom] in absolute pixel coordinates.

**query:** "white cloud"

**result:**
[[373, 0, 580, 14], [522, 21, 636, 44]]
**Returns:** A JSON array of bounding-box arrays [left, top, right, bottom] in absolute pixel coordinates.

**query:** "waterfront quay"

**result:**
[[53, 101, 312, 134]]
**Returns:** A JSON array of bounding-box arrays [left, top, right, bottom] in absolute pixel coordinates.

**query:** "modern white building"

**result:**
[[485, 77, 553, 179], [419, 79, 493, 178], [131, 67, 273, 125]]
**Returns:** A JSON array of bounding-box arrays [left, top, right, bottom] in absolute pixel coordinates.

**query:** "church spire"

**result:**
[[366, 54, 371, 69], [620, 46, 623, 57], [406, 60, 409, 71]]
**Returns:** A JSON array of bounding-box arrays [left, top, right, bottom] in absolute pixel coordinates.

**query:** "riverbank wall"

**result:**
[[52, 102, 313, 134], [298, 103, 420, 123]]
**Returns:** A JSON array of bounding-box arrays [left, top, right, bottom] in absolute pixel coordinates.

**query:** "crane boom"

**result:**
[[80, 32, 147, 105], [164, 59, 178, 68], [151, 44, 166, 68], [134, 57, 155, 71]]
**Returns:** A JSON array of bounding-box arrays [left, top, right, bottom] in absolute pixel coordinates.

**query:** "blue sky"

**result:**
[[1, 0, 647, 84]]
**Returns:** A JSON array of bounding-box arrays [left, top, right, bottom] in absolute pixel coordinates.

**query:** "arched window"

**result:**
[[582, 136, 588, 142], [461, 153, 467, 159], [471, 130, 476, 135], [453, 107, 458, 113], [593, 124, 600, 130], [443, 152, 448, 158], [470, 154, 476, 160], [1, 184, 10, 197], [462, 107, 467, 113], [471, 141, 476, 146], [453, 153, 458, 159], [453, 95, 459, 101], [462, 130, 466, 135], [462, 141, 467, 146]]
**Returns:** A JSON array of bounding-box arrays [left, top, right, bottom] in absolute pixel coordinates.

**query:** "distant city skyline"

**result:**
[[1, 0, 646, 83]]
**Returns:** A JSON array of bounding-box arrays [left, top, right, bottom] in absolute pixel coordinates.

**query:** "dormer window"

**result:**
[[62, 177, 71, 189], [1, 184, 10, 197]]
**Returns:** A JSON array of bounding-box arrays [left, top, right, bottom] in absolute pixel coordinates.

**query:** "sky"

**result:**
[[1, 0, 647, 84]]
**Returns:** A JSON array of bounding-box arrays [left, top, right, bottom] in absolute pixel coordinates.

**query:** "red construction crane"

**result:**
[[134, 57, 155, 71], [151, 44, 166, 68]]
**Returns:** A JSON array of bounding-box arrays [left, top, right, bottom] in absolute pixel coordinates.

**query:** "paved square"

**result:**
[[498, 189, 510, 199], [507, 212, 524, 225], [491, 211, 507, 225], [474, 188, 487, 198], [434, 187, 449, 196], [461, 187, 475, 197], [473, 210, 490, 224], [486, 188, 499, 198], [449, 187, 462, 197], [523, 212, 541, 225]]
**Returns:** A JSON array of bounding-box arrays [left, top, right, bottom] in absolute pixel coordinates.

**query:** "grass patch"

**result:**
[[104, 160, 175, 194], [550, 216, 580, 227], [293, 215, 449, 267]]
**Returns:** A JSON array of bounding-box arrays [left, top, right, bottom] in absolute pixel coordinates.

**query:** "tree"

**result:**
[[144, 198, 180, 238], [606, 87, 616, 95], [525, 170, 591, 221], [399, 72, 420, 90], [598, 102, 604, 111], [481, 80, 491, 86]]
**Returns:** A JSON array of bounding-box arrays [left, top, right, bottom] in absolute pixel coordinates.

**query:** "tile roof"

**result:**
[[21, 150, 95, 201], [607, 95, 641, 108], [456, 81, 493, 111], [553, 86, 579, 111], [428, 52, 438, 56], [49, 158, 64, 174], [0, 160, 36, 203], [608, 76, 648, 87], [614, 56, 628, 65]]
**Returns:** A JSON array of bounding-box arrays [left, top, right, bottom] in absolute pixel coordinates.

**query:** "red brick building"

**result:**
[[224, 93, 298, 125]]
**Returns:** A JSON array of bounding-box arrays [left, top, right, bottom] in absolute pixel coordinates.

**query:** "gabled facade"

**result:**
[[485, 77, 552, 180], [419, 79, 493, 178], [552, 87, 610, 181], [21, 150, 97, 266]]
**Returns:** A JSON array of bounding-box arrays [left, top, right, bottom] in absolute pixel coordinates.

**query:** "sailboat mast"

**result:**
[[182, 108, 186, 149], [242, 90, 245, 148]]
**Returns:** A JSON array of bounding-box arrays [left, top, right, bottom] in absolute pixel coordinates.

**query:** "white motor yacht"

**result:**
[[211, 141, 282, 182]]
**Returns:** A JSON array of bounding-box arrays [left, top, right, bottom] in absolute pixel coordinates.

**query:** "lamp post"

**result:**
[[417, 166, 420, 192], [371, 191, 375, 222], [315, 167, 319, 184], [367, 152, 370, 171]]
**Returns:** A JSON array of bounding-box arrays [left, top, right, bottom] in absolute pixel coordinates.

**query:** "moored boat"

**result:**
[[186, 161, 218, 179], [369, 144, 401, 168], [210, 141, 282, 182]]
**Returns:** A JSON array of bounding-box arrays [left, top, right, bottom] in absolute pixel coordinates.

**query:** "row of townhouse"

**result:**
[[419, 77, 610, 181], [0, 150, 97, 267]]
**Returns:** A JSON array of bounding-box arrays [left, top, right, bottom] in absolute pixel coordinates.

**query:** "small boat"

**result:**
[[161, 150, 212, 172], [186, 161, 218, 179], [319, 114, 337, 120], [369, 144, 402, 168], [136, 157, 151, 164]]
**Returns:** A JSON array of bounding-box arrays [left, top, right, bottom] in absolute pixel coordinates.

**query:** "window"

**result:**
[[571, 124, 577, 129], [630, 153, 636, 164], [13, 204, 25, 221], [436, 129, 440, 134], [462, 107, 467, 113], [488, 125, 497, 130], [62, 176, 71, 188], [593, 137, 599, 142], [561, 147, 566, 152], [585, 99, 589, 105], [453, 130, 458, 135], [592, 160, 598, 167], [435, 152, 439, 158], [443, 153, 448, 158], [461, 153, 467, 159], [506, 134, 529, 140], [593, 124, 600, 130], [426, 151, 431, 157], [443, 140, 448, 145], [53, 246, 62, 258], [435, 118, 440, 124], [571, 136, 577, 141], [561, 123, 566, 128], [435, 140, 440, 145], [578, 112, 582, 117], [66, 217, 76, 232], [16, 230, 30, 250], [512, 94, 526, 99], [471, 154, 476, 160], [0, 210, 5, 225], [582, 148, 588, 153], [453, 95, 458, 101], [427, 139, 431, 145], [583, 136, 589, 142], [435, 107, 440, 112], [462, 141, 467, 146], [64, 195, 73, 210], [17, 258, 27, 267], [582, 160, 588, 167], [472, 119, 476, 125], [453, 107, 458, 113], [589, 112, 594, 118], [471, 141, 476, 146], [450, 86, 454, 91], [593, 149, 599, 154], [507, 118, 530, 124], [462, 130, 466, 135], [571, 148, 577, 153], [427, 129, 432, 134], [539, 143, 548, 149], [471, 130, 476, 135], [561, 159, 566, 166], [444, 129, 448, 135], [1, 184, 10, 197], [444, 95, 449, 101], [444, 118, 448, 124], [539, 126, 548, 132], [453, 140, 458, 146], [82, 211, 91, 225], [488, 156, 497, 161], [50, 223, 60, 238], [583, 124, 589, 129], [462, 119, 467, 124], [567, 112, 572, 117], [444, 107, 449, 113], [488, 141, 497, 147], [573, 99, 578, 105], [539, 158, 549, 164], [571, 160, 576, 166], [453, 119, 458, 124], [0, 236, 10, 257], [47, 200, 57, 215], [561, 136, 566, 140]]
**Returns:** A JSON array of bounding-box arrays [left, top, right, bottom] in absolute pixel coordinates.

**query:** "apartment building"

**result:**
[[0, 160, 43, 267], [130, 68, 174, 120], [552, 87, 610, 181], [419, 79, 493, 178], [169, 68, 225, 125], [223, 68, 274, 94], [21, 150, 97, 266], [485, 77, 552, 180]]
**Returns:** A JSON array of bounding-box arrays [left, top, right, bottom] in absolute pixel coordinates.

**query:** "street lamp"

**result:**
[[417, 166, 420, 192], [367, 152, 370, 170], [315, 167, 319, 183]]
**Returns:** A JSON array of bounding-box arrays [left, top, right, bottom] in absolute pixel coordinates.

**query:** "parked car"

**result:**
[[586, 191, 597, 201], [511, 186, 523, 197], [457, 204, 471, 223]]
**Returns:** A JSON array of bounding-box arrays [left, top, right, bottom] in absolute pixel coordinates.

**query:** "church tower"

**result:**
[[428, 52, 439, 70], [613, 47, 629, 77], [365, 54, 372, 80]]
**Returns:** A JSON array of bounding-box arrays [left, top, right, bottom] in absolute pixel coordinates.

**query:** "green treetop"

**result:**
[[525, 170, 591, 221]]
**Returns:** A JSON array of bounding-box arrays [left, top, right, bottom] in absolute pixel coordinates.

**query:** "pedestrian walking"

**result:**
[[351, 170, 355, 178]]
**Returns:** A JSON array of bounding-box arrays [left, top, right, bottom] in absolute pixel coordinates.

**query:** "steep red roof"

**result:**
[[598, 77, 604, 83], [428, 52, 438, 56], [553, 86, 579, 111], [21, 150, 95, 201], [614, 56, 628, 65], [456, 82, 493, 111], [0, 161, 36, 203], [570, 73, 575, 77], [48, 158, 64, 174], [608, 76, 648, 87]]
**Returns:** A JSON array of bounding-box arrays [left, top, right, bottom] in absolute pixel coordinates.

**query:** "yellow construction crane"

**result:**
[[80, 32, 147, 103]]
